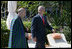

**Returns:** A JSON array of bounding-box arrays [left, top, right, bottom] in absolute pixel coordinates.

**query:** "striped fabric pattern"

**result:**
[[8, 16, 27, 48]]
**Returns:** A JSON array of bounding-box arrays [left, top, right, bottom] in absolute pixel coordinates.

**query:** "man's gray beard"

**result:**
[[21, 17, 25, 21]]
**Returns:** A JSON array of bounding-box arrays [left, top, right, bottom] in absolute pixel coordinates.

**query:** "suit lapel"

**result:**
[[37, 14, 43, 25]]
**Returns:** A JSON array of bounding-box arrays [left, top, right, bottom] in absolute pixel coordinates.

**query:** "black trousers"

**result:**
[[26, 38, 29, 48], [35, 41, 45, 48]]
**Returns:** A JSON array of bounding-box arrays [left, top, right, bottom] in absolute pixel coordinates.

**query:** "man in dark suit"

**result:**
[[31, 6, 55, 48], [8, 8, 31, 48]]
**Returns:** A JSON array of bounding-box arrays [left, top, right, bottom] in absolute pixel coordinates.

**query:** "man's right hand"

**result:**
[[33, 37, 36, 42]]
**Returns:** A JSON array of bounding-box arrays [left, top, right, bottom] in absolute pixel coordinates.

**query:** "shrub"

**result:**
[[62, 26, 71, 43], [23, 21, 31, 33], [1, 19, 10, 48]]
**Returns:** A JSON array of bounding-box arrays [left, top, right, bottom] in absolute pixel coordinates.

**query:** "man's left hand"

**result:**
[[28, 33, 32, 40]]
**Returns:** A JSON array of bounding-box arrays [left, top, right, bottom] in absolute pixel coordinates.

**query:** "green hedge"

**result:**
[[1, 19, 10, 48], [63, 26, 71, 43], [23, 21, 31, 33]]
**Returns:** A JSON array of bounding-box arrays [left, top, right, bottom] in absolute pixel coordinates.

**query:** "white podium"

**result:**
[[47, 33, 71, 48]]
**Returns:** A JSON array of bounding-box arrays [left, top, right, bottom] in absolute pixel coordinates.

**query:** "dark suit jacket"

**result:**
[[31, 14, 53, 42], [8, 16, 28, 48]]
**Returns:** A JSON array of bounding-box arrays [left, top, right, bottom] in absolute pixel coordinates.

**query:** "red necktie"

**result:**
[[42, 16, 45, 25]]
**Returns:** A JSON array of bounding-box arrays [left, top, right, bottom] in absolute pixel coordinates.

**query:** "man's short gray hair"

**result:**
[[18, 8, 25, 13], [38, 6, 45, 13]]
